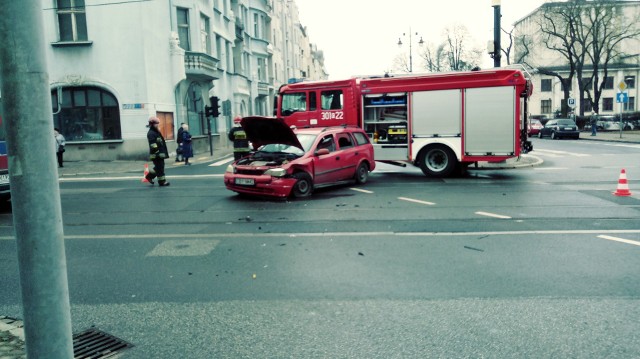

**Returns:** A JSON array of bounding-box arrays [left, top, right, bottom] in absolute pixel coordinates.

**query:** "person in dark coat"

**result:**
[[176, 122, 185, 162], [228, 116, 250, 160], [145, 116, 170, 186], [181, 124, 193, 165]]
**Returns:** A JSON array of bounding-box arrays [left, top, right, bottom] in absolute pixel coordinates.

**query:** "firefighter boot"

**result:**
[[159, 181, 171, 187], [145, 172, 156, 185]]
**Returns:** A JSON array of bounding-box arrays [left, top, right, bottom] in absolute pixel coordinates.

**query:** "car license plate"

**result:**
[[235, 178, 255, 186], [0, 174, 9, 184], [564, 127, 573, 130]]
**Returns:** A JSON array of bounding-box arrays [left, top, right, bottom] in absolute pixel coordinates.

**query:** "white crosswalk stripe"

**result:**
[[532, 149, 590, 157]]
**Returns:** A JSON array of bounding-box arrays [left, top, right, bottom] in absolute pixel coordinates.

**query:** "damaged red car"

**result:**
[[224, 116, 376, 198]]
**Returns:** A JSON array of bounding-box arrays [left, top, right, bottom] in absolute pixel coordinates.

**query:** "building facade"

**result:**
[[40, 0, 326, 161], [513, 0, 640, 120]]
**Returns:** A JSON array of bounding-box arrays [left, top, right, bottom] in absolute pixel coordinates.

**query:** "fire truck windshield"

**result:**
[[281, 92, 306, 116]]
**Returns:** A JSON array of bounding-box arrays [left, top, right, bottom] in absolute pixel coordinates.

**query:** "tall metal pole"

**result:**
[[0, 2, 74, 358], [408, 28, 413, 73], [492, 0, 502, 67]]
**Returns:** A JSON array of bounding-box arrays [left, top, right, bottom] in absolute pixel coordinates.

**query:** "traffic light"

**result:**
[[206, 96, 220, 118]]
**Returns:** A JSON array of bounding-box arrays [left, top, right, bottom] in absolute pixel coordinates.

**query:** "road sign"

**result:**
[[616, 92, 628, 103], [568, 98, 576, 108], [618, 81, 627, 91]]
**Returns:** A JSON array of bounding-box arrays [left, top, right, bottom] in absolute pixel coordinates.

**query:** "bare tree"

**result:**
[[421, 42, 447, 73], [522, 0, 640, 116], [442, 25, 482, 71]]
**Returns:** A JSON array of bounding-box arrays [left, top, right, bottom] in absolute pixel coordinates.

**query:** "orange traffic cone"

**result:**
[[613, 169, 632, 196], [141, 164, 150, 183]]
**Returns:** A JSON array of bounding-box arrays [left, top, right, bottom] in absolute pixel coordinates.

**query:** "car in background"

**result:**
[[597, 116, 621, 131], [528, 119, 543, 136], [224, 117, 376, 198], [538, 118, 580, 139]]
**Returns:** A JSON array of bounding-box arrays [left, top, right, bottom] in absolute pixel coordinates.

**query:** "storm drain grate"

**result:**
[[73, 328, 134, 359]]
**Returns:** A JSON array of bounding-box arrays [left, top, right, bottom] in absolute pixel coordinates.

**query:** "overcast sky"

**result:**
[[296, 0, 547, 79]]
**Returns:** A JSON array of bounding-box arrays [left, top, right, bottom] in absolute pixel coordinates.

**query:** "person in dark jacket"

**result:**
[[176, 122, 185, 162], [145, 116, 170, 186], [181, 124, 193, 165], [228, 116, 250, 160]]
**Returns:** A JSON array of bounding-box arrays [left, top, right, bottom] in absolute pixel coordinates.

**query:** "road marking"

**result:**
[[533, 167, 568, 171], [597, 235, 640, 247], [475, 211, 512, 219], [210, 157, 234, 166], [533, 149, 590, 157], [59, 174, 223, 182], [604, 143, 640, 149], [3, 229, 640, 241], [146, 239, 220, 256], [398, 197, 435, 205], [351, 188, 373, 194]]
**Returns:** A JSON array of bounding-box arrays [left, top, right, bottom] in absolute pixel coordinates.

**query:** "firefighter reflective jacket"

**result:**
[[147, 127, 169, 160], [228, 126, 250, 153]]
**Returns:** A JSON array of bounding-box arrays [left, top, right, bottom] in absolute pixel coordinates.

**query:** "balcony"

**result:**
[[184, 52, 220, 81]]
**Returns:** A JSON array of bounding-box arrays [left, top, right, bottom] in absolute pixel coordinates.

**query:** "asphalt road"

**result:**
[[1, 137, 639, 358]]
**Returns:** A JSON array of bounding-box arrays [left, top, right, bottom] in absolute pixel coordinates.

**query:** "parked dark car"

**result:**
[[538, 118, 580, 139], [224, 116, 376, 198]]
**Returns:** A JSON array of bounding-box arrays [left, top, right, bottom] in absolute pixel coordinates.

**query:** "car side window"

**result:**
[[337, 133, 354, 149], [352, 131, 370, 146], [317, 134, 336, 153]]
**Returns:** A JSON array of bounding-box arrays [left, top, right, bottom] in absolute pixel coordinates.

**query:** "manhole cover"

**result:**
[[73, 328, 133, 359]]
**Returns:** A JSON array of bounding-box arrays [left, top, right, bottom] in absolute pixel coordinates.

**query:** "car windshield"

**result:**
[[557, 119, 575, 126], [258, 143, 305, 156], [296, 133, 318, 152]]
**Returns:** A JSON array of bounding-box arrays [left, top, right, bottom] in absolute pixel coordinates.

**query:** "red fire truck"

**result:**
[[274, 67, 534, 177]]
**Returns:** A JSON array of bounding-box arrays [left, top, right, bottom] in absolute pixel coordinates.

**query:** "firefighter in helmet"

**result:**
[[228, 116, 250, 160], [145, 116, 170, 186]]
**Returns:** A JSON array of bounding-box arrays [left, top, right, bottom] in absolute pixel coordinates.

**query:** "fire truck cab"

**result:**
[[275, 68, 533, 177]]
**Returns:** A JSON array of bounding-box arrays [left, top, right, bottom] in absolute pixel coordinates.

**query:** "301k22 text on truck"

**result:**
[[274, 67, 534, 177]]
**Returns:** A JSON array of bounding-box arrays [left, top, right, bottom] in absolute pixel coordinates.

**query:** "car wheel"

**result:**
[[538, 132, 543, 139], [551, 131, 557, 140], [354, 162, 369, 184], [291, 172, 313, 198], [419, 145, 457, 178]]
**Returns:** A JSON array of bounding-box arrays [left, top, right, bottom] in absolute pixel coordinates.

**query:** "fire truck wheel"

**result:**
[[419, 145, 457, 178], [354, 162, 370, 184], [291, 172, 313, 198]]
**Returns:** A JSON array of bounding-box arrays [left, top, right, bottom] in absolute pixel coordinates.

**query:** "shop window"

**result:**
[[52, 86, 121, 142]]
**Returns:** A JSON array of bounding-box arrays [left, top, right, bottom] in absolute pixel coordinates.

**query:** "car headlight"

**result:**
[[265, 168, 286, 177], [225, 164, 234, 173]]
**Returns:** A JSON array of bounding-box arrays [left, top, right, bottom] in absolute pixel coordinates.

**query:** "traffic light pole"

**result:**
[[0, 2, 74, 358]]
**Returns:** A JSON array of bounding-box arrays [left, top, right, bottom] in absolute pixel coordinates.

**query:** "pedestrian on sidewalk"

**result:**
[[145, 116, 170, 186], [176, 122, 185, 162], [54, 127, 66, 167], [590, 111, 598, 136], [181, 124, 193, 165], [228, 116, 250, 160]]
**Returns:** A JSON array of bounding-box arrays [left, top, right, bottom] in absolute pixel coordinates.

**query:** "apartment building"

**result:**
[[40, 0, 326, 160], [513, 0, 640, 120]]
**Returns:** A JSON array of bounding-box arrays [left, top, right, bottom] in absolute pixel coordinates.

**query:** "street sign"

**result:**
[[568, 98, 576, 108], [618, 81, 627, 91], [616, 92, 629, 103]]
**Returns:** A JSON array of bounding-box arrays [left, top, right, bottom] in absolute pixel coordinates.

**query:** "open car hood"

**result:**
[[240, 116, 303, 150]]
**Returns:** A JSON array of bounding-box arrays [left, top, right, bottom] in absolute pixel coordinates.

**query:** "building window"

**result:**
[[51, 87, 121, 142], [581, 78, 593, 91], [177, 8, 190, 51], [603, 76, 614, 90], [625, 76, 636, 89], [254, 13, 260, 38], [200, 14, 210, 54], [603, 97, 613, 111], [540, 79, 552, 92], [56, 0, 88, 42], [624, 97, 635, 111], [541, 99, 552, 114], [584, 100, 593, 113]]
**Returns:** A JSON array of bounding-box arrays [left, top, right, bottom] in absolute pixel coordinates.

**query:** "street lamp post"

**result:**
[[397, 27, 424, 73]]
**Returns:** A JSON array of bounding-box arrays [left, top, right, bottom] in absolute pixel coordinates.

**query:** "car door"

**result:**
[[335, 132, 359, 180], [312, 134, 342, 184]]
